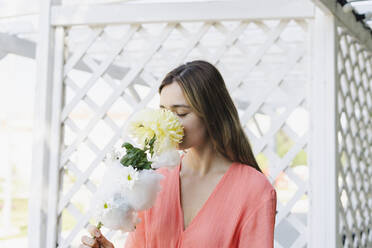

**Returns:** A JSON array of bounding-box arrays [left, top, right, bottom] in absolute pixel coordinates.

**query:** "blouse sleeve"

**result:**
[[238, 189, 277, 248], [124, 210, 146, 248]]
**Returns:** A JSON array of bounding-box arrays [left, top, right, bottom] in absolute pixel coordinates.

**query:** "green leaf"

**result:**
[[122, 142, 133, 149], [119, 141, 156, 170], [148, 135, 156, 157], [149, 135, 156, 146]]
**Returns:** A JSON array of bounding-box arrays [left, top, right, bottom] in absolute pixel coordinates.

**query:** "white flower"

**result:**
[[92, 162, 121, 209], [120, 165, 140, 190], [102, 160, 127, 189], [151, 149, 181, 169], [123, 169, 165, 211], [98, 194, 141, 232], [104, 149, 122, 163], [92, 160, 165, 228], [91, 111, 181, 233], [95, 161, 141, 199], [91, 161, 132, 218]]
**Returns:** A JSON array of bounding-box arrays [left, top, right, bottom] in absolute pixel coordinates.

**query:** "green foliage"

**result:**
[[120, 140, 154, 170], [276, 130, 307, 167], [146, 135, 156, 157], [0, 198, 28, 240]]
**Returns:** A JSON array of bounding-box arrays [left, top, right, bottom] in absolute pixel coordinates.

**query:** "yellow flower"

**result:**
[[128, 108, 184, 154]]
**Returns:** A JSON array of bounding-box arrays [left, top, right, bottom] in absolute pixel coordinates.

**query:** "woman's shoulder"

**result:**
[[232, 162, 276, 202]]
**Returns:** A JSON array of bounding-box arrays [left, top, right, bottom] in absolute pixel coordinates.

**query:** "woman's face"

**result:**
[[159, 81, 208, 150]]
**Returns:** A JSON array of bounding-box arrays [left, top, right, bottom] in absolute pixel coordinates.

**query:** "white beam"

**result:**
[[0, 2, 38, 19], [308, 7, 340, 248], [0, 32, 149, 86], [51, 0, 315, 26], [0, 50, 7, 59], [0, 33, 36, 58], [311, 0, 372, 51]]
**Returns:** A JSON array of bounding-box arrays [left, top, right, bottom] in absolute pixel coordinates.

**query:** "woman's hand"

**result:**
[[80, 224, 114, 248]]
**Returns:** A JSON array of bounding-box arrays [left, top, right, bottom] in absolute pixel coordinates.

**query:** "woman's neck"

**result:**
[[182, 143, 232, 177]]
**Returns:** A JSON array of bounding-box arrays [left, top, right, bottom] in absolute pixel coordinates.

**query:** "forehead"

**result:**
[[159, 82, 189, 108]]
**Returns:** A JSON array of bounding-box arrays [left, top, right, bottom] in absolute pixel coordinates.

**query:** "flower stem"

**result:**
[[97, 221, 103, 230], [93, 222, 103, 240]]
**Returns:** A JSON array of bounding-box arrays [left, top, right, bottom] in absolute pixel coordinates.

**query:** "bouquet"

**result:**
[[91, 108, 184, 232]]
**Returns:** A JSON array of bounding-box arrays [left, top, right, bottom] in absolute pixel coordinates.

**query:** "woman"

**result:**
[[80, 60, 277, 248]]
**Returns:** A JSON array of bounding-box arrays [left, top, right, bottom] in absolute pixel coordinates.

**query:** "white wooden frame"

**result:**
[[308, 7, 339, 248], [310, 1, 372, 247], [51, 0, 315, 26], [312, 0, 372, 51]]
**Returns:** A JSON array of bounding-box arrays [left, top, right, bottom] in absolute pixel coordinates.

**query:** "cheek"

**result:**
[[179, 116, 208, 148]]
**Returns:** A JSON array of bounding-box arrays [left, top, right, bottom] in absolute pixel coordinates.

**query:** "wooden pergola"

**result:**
[[1, 0, 371, 247]]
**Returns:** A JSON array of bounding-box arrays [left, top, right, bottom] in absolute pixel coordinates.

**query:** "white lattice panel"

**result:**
[[336, 24, 372, 248], [51, 19, 311, 247]]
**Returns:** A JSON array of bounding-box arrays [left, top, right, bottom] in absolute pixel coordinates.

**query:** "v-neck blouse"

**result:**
[[177, 159, 236, 233], [124, 159, 277, 248]]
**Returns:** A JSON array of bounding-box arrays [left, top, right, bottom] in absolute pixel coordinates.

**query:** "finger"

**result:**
[[86, 224, 113, 248], [81, 235, 96, 247], [87, 224, 100, 238], [96, 234, 114, 248]]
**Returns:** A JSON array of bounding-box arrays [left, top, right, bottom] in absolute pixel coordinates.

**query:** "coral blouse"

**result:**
[[124, 157, 277, 248]]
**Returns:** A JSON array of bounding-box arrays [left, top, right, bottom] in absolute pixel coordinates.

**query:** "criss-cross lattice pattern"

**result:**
[[336, 24, 372, 247], [56, 20, 310, 247]]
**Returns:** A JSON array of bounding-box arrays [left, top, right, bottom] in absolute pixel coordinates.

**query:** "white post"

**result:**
[[29, 0, 55, 247], [308, 7, 340, 248], [46, 26, 65, 248]]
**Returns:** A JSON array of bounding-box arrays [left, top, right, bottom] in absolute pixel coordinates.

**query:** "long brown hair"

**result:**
[[159, 60, 262, 173]]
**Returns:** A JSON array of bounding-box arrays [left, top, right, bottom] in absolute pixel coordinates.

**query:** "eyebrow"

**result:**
[[159, 104, 191, 109]]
